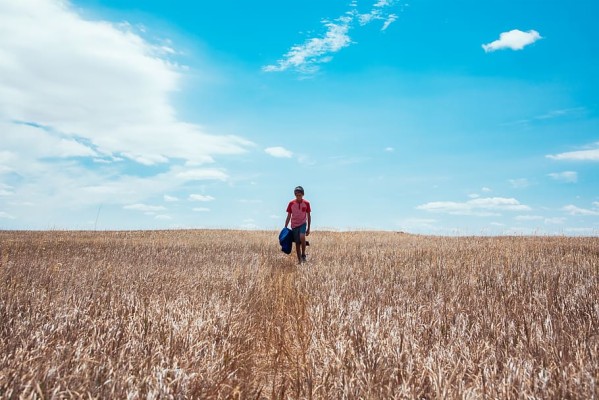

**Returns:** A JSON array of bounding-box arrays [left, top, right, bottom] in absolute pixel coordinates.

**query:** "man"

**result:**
[[284, 186, 311, 263]]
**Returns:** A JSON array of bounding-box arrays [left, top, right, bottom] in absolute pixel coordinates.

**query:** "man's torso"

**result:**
[[287, 199, 311, 228]]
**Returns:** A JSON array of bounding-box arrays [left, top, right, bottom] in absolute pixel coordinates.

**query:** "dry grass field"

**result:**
[[0, 230, 597, 399]]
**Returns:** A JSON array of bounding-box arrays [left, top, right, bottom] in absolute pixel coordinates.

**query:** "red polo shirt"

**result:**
[[286, 199, 311, 228]]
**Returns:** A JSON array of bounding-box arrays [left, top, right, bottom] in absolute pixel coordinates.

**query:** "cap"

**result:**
[[294, 186, 304, 194]]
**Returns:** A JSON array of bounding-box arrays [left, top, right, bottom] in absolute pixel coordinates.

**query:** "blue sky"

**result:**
[[1, 0, 598, 234]]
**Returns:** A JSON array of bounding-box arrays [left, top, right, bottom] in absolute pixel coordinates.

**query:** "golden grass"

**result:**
[[0, 230, 597, 399]]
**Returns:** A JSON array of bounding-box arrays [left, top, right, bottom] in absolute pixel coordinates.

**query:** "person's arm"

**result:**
[[306, 212, 311, 235], [285, 212, 291, 228]]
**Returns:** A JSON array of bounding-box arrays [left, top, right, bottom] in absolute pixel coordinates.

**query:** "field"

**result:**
[[1, 230, 598, 399]]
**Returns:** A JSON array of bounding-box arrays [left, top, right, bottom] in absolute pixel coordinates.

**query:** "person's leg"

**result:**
[[300, 233, 306, 257], [292, 226, 302, 263], [299, 223, 307, 261], [295, 240, 302, 262]]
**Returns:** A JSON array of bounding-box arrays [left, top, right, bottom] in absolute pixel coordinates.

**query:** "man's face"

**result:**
[[294, 191, 303, 200]]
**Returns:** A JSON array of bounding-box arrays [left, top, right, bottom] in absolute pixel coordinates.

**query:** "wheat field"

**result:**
[[0, 230, 597, 399]]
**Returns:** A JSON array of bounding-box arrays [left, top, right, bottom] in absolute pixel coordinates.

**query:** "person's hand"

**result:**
[[306, 228, 310, 236]]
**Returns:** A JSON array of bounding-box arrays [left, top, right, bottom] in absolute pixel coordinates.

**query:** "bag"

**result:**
[[278, 227, 293, 254]]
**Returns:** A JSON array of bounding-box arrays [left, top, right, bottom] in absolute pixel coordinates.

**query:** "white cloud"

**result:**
[[263, 1, 401, 73], [384, 147, 394, 152], [562, 205, 599, 216], [0, 183, 13, 196], [239, 199, 262, 204], [78, 168, 223, 206], [0, 0, 252, 227], [547, 144, 599, 161], [509, 178, 530, 188], [1, 2, 252, 165], [417, 197, 531, 216], [482, 29, 542, 52], [0, 122, 98, 163], [359, 1, 398, 30], [175, 169, 228, 181], [564, 227, 597, 234], [163, 195, 179, 202], [189, 194, 215, 202], [381, 14, 398, 31], [0, 211, 16, 219], [297, 154, 317, 166], [398, 218, 441, 233], [503, 108, 588, 128], [482, 187, 492, 192], [544, 217, 566, 225], [0, 162, 231, 227], [515, 215, 543, 221], [2, 158, 239, 228], [124, 203, 166, 213], [265, 146, 293, 158], [548, 171, 577, 183], [263, 17, 352, 73]]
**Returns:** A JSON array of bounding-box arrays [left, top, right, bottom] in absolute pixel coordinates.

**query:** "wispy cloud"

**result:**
[[327, 155, 371, 167], [482, 29, 542, 52], [515, 215, 566, 225], [265, 146, 293, 158], [175, 169, 228, 181], [548, 171, 577, 183], [564, 227, 598, 234], [263, 17, 353, 74], [0, 183, 13, 196], [381, 14, 398, 30], [544, 217, 566, 225], [189, 194, 215, 202], [359, 0, 399, 30], [124, 203, 166, 213], [509, 178, 530, 189], [398, 218, 440, 232], [562, 205, 599, 216], [263, 1, 402, 73], [0, 211, 16, 220], [515, 215, 543, 221], [417, 197, 531, 216], [547, 143, 599, 161], [502, 107, 587, 127]]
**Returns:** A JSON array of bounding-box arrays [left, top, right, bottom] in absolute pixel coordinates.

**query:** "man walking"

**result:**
[[284, 186, 311, 263]]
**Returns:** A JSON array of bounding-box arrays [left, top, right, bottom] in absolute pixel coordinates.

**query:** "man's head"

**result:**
[[294, 186, 304, 198]]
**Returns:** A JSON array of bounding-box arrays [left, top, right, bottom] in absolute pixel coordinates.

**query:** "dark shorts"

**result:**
[[292, 223, 307, 243]]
